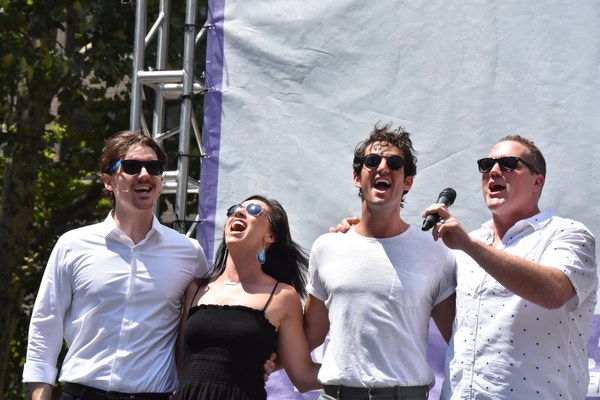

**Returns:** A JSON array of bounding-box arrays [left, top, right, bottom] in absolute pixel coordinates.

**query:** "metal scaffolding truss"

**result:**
[[127, 0, 210, 236]]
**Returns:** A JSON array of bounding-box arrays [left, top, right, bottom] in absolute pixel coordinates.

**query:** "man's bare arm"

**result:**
[[303, 295, 330, 351], [423, 204, 576, 309], [459, 238, 575, 309], [30, 382, 52, 400], [430, 293, 456, 344]]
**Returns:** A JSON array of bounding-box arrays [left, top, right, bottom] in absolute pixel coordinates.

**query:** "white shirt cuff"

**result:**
[[22, 362, 58, 386]]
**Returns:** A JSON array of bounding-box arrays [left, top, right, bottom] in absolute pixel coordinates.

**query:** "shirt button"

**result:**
[[469, 330, 475, 335], [465, 366, 471, 371], [473, 293, 479, 299]]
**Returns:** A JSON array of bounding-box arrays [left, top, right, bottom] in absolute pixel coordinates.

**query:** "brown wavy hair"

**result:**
[[99, 131, 168, 209]]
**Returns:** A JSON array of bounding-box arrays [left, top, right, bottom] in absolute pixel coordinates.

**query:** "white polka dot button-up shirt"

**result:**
[[441, 209, 597, 400]]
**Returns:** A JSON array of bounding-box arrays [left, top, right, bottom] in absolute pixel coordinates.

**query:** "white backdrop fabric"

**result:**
[[197, 1, 600, 398]]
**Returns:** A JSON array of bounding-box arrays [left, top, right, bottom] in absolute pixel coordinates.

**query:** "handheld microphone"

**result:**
[[421, 188, 457, 231]]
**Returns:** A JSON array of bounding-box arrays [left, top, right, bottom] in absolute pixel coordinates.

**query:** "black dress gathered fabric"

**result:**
[[173, 284, 279, 400]]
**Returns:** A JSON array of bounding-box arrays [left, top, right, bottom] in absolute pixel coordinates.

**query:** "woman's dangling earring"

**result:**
[[257, 244, 266, 264]]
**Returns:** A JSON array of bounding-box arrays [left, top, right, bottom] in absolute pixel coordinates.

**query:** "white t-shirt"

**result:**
[[441, 209, 598, 400], [308, 225, 456, 388]]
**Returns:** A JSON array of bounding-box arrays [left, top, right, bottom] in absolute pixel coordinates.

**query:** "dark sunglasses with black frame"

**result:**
[[226, 203, 264, 217], [477, 156, 540, 175], [108, 159, 165, 176], [363, 154, 405, 171]]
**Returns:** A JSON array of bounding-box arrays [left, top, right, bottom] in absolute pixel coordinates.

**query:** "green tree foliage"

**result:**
[[0, 0, 207, 397], [0, 0, 139, 397]]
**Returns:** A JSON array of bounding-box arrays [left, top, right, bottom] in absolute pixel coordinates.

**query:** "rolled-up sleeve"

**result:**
[[23, 237, 73, 385], [540, 224, 597, 312]]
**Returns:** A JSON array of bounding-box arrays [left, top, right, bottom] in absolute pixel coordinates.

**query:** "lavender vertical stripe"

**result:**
[[197, 0, 225, 265], [586, 314, 600, 399]]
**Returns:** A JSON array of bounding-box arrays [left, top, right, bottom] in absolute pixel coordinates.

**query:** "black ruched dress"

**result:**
[[173, 283, 279, 400]]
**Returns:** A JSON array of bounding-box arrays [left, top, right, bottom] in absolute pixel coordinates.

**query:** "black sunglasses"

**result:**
[[226, 203, 264, 217], [108, 159, 165, 176], [363, 154, 405, 171], [477, 157, 539, 174]]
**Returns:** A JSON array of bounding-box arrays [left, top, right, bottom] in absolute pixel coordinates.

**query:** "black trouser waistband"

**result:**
[[63, 383, 172, 400], [323, 384, 429, 400]]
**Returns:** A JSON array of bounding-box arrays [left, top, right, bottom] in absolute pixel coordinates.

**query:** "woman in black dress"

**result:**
[[174, 195, 321, 400]]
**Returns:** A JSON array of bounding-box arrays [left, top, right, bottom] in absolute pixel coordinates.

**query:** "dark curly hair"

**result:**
[[201, 195, 309, 298], [352, 121, 418, 207]]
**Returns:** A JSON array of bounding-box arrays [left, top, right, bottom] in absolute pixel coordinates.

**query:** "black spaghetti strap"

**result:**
[[189, 282, 204, 309], [262, 282, 280, 312]]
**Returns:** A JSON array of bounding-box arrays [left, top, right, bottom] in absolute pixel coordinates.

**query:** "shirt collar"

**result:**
[[523, 208, 556, 230], [478, 208, 556, 244], [102, 211, 166, 242]]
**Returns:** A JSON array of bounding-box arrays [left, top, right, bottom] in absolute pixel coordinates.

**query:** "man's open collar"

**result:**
[[102, 211, 166, 241], [478, 209, 556, 243]]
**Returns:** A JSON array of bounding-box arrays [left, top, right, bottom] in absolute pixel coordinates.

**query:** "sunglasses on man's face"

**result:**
[[226, 203, 264, 217], [109, 159, 165, 176], [477, 156, 539, 174], [363, 154, 405, 171]]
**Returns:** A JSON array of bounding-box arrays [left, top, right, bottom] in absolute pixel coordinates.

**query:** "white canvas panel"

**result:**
[[197, 1, 600, 398]]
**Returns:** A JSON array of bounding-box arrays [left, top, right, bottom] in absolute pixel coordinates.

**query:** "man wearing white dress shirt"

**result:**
[[23, 132, 209, 400], [423, 135, 598, 399]]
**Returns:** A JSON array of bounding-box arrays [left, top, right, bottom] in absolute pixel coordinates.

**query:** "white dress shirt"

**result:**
[[23, 212, 208, 393], [442, 209, 598, 400]]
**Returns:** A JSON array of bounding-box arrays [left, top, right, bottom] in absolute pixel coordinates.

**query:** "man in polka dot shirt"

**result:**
[[424, 135, 598, 399]]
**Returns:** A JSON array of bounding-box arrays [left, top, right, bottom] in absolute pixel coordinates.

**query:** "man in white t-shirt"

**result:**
[[423, 135, 598, 399], [304, 122, 457, 400]]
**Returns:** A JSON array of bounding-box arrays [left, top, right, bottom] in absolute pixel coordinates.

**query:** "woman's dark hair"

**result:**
[[200, 195, 309, 298]]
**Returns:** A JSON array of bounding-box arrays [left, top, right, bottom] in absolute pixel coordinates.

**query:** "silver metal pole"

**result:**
[[130, 0, 147, 133], [151, 0, 171, 217], [174, 0, 198, 233], [152, 0, 170, 141]]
